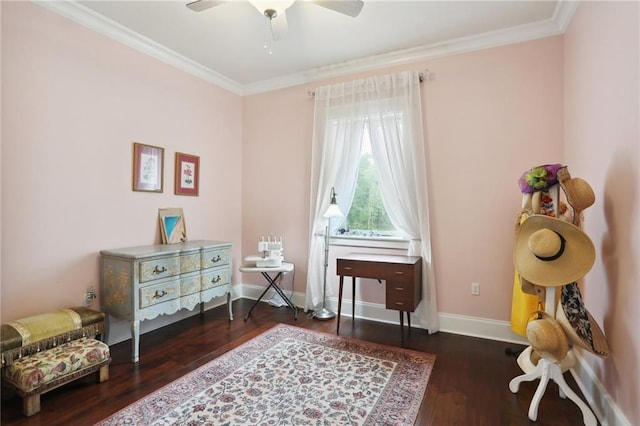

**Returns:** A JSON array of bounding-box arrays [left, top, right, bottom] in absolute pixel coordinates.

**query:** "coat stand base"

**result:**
[[509, 356, 596, 426]]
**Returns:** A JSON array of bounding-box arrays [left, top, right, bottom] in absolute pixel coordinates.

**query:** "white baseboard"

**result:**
[[570, 352, 631, 426], [104, 283, 628, 426]]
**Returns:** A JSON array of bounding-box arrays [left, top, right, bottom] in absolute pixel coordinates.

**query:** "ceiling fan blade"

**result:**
[[312, 0, 364, 17], [270, 10, 289, 41], [186, 0, 225, 12]]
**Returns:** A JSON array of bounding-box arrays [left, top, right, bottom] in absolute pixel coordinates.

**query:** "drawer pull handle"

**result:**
[[153, 290, 168, 299], [395, 302, 405, 306], [343, 266, 353, 270], [394, 271, 404, 275], [211, 255, 222, 263], [394, 287, 405, 291], [211, 275, 222, 284], [152, 266, 167, 275]]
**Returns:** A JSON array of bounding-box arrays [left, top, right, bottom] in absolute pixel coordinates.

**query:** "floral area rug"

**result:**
[[96, 324, 435, 425]]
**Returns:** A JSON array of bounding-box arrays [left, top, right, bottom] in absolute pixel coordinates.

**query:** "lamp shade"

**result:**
[[323, 203, 343, 218], [323, 187, 344, 218]]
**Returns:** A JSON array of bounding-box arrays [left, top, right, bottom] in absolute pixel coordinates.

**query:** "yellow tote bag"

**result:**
[[510, 271, 539, 336]]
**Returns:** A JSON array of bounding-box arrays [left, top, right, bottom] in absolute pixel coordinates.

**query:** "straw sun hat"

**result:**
[[514, 215, 596, 287], [526, 311, 569, 363], [557, 166, 596, 213]]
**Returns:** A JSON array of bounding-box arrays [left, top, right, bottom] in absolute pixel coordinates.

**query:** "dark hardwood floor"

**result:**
[[1, 299, 596, 425]]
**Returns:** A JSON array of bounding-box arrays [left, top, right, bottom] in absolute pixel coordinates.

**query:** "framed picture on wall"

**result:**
[[132, 142, 164, 192], [175, 152, 200, 196]]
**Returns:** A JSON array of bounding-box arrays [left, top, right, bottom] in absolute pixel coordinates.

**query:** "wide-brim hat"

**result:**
[[556, 282, 609, 358], [514, 215, 595, 287], [557, 166, 595, 213], [526, 311, 569, 363]]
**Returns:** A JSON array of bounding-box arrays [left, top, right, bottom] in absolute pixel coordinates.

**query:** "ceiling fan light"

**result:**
[[248, 0, 295, 17]]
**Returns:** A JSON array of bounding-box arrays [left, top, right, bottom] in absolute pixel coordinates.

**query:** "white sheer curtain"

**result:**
[[367, 71, 439, 333], [306, 70, 439, 333], [305, 90, 365, 311]]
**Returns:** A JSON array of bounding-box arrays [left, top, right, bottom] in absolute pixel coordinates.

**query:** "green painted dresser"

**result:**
[[100, 240, 233, 362]]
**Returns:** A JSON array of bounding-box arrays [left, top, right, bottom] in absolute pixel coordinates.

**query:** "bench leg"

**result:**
[[98, 365, 109, 383], [23, 393, 40, 417]]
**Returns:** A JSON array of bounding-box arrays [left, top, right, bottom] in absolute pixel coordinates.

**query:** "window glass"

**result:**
[[337, 129, 399, 239]]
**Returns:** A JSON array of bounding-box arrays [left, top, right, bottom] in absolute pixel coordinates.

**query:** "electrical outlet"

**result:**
[[471, 282, 480, 296], [85, 285, 97, 307]]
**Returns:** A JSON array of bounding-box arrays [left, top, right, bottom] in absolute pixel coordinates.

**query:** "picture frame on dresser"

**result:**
[[158, 207, 187, 244], [175, 152, 200, 196], [132, 142, 164, 192]]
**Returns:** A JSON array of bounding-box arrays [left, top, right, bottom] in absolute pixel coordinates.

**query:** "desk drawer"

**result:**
[[337, 259, 415, 283], [386, 282, 419, 311]]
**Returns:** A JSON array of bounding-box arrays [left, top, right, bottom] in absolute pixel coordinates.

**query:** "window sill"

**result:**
[[329, 236, 409, 250]]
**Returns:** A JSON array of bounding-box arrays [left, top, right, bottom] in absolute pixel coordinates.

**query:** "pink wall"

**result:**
[[564, 2, 639, 424], [2, 1, 637, 421], [1, 2, 243, 321], [241, 36, 564, 322]]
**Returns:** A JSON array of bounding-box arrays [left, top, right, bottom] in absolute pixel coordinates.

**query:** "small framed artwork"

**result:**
[[175, 152, 200, 196], [132, 142, 164, 192], [158, 207, 187, 244]]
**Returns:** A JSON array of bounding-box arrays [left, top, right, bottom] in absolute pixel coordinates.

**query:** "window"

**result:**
[[337, 129, 400, 239]]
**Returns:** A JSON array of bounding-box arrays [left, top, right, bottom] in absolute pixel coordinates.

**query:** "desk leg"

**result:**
[[399, 311, 405, 347], [352, 277, 356, 324], [337, 276, 344, 335]]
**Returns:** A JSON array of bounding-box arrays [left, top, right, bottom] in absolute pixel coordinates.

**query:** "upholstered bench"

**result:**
[[1, 307, 111, 416]]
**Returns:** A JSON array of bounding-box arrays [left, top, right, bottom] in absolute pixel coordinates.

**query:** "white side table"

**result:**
[[239, 262, 297, 320]]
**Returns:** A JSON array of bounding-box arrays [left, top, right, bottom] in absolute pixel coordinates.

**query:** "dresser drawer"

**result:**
[[139, 279, 180, 308], [180, 273, 201, 296], [140, 256, 180, 283], [201, 266, 231, 290], [180, 252, 201, 274], [337, 259, 415, 283], [201, 247, 231, 269], [386, 281, 419, 311]]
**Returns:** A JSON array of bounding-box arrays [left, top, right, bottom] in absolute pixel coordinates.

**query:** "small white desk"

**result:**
[[239, 262, 297, 320]]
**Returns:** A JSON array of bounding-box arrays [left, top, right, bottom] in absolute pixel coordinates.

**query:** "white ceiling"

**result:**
[[38, 1, 576, 95]]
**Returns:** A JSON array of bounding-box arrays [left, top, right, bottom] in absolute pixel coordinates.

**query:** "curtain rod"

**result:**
[[307, 70, 430, 98]]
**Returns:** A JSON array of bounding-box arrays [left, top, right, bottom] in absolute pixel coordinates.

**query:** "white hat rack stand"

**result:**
[[508, 184, 597, 426], [508, 285, 596, 425]]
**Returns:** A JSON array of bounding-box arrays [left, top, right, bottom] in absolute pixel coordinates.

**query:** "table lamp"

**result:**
[[313, 187, 343, 320]]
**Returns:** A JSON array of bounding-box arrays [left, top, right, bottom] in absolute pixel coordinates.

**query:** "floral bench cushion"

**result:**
[[2, 337, 110, 393]]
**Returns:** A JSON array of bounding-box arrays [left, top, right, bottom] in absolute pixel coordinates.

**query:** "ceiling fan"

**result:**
[[186, 0, 364, 41]]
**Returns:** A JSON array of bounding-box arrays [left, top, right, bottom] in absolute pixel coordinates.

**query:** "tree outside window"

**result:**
[[340, 132, 398, 238]]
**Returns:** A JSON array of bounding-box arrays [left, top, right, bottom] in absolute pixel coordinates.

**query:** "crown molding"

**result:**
[[34, 0, 244, 96], [243, 1, 580, 95], [35, 0, 579, 97]]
